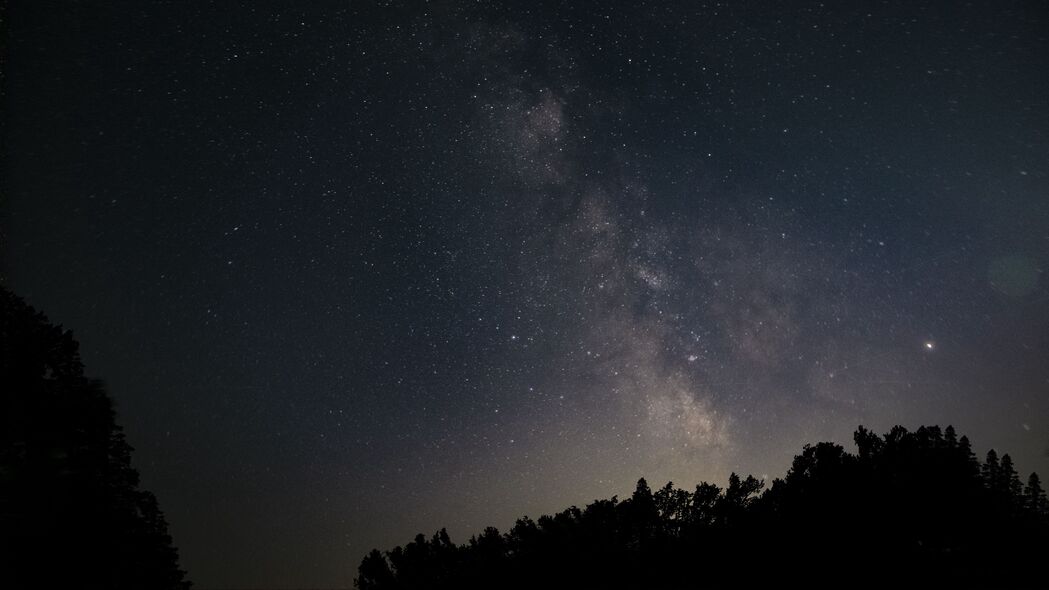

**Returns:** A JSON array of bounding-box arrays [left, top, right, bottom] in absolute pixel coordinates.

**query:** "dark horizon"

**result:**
[[3, 299, 1045, 588], [4, 1, 1048, 587], [350, 424, 1049, 589]]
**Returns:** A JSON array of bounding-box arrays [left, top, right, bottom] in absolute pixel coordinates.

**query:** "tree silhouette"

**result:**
[[356, 549, 396, 590], [983, 448, 1000, 490], [0, 288, 190, 589], [355, 424, 1048, 589], [1000, 454, 1024, 502], [1026, 473, 1048, 517]]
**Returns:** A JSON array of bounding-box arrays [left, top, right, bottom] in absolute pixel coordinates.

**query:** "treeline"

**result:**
[[1, 289, 191, 589], [357, 426, 1049, 588]]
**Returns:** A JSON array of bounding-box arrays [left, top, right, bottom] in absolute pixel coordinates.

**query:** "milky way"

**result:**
[[6, 2, 1048, 587]]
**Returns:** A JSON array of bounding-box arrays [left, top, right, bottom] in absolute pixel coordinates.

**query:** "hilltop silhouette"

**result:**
[[356, 425, 1048, 589], [0, 288, 191, 589], [5, 285, 1047, 589]]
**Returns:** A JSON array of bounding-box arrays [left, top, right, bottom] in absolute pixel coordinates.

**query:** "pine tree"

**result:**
[[627, 478, 658, 546], [999, 454, 1024, 502], [982, 449, 1000, 491], [944, 425, 958, 447], [1026, 473, 1048, 516], [957, 435, 981, 479]]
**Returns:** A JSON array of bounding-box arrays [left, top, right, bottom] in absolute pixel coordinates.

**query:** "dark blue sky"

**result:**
[[5, 1, 1048, 587]]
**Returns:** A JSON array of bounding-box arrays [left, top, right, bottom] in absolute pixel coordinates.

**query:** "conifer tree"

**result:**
[[1000, 454, 1024, 502], [1026, 473, 1048, 516], [983, 449, 1000, 490]]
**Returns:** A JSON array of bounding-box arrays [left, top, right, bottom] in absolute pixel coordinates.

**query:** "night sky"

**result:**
[[4, 1, 1049, 588]]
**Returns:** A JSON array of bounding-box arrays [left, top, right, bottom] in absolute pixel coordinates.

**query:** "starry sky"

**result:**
[[4, 1, 1049, 588]]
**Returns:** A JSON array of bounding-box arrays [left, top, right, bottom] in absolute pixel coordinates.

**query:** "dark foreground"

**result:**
[[357, 425, 1049, 589]]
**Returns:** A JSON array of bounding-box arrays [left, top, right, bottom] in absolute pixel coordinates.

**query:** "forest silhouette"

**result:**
[[357, 430, 1049, 588], [4, 287, 1048, 589], [1, 288, 191, 589]]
